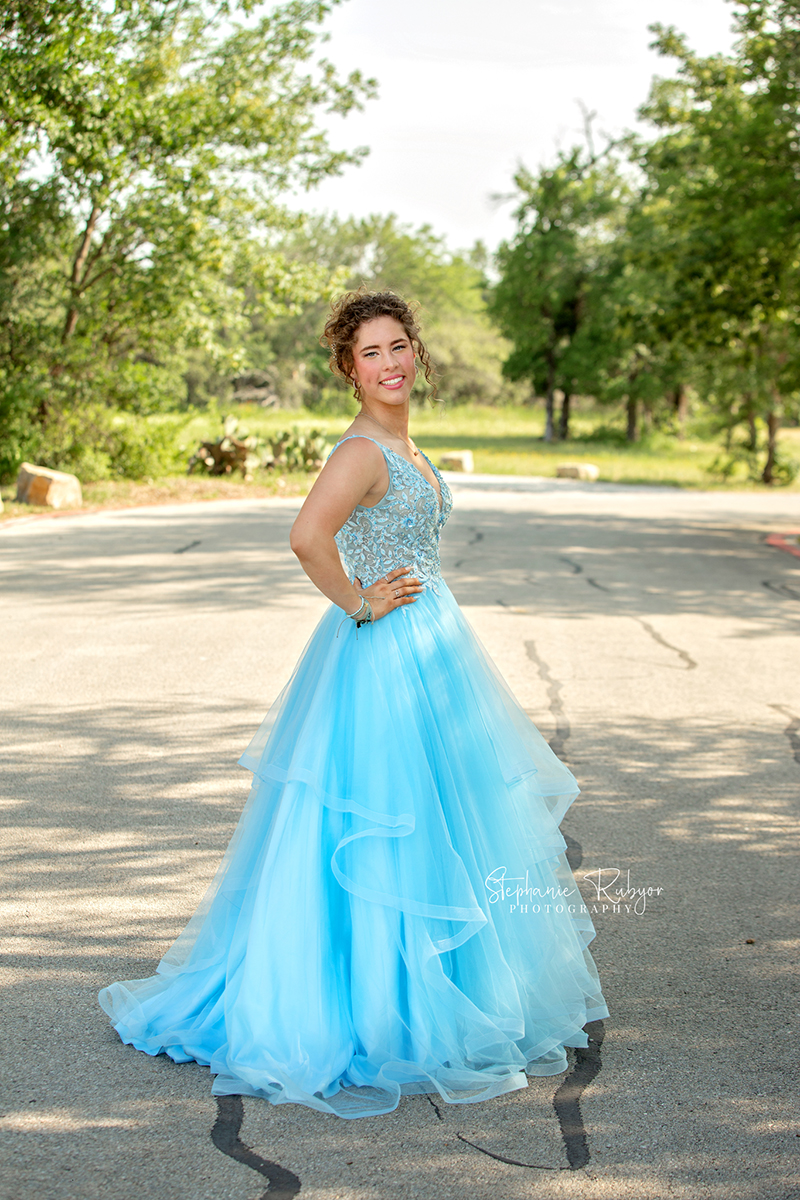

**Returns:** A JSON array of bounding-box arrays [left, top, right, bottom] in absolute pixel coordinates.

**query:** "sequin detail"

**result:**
[[329, 435, 452, 595]]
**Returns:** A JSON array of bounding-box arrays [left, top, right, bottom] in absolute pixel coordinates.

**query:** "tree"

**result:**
[[0, 0, 374, 476], [490, 141, 627, 441], [579, 188, 695, 443], [638, 2, 800, 481]]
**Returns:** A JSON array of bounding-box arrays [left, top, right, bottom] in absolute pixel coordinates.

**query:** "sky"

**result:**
[[284, 0, 739, 252]]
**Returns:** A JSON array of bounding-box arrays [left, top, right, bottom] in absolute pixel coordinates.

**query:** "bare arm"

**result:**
[[289, 438, 422, 619]]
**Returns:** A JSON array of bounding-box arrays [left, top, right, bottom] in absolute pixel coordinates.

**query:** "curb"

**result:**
[[766, 531, 800, 559], [0, 505, 92, 530]]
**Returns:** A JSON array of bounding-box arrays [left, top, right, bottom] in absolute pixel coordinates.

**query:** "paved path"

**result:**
[[1, 478, 799, 1200]]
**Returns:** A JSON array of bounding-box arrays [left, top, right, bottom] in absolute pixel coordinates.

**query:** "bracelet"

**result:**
[[347, 598, 373, 628]]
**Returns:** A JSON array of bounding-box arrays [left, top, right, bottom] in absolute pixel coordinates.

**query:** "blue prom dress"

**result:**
[[99, 435, 609, 1119]]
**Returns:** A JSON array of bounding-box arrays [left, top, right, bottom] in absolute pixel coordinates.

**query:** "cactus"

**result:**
[[188, 418, 329, 477]]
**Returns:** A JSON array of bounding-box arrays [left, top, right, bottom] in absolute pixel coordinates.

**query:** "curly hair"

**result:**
[[320, 286, 438, 402]]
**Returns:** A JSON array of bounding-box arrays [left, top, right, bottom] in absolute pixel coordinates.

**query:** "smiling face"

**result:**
[[350, 315, 417, 409]]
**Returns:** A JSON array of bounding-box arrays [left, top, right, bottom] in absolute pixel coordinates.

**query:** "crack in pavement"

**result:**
[[524, 639, 571, 761], [431, 653, 597, 1174], [552, 1020, 605, 1170], [453, 526, 483, 569], [636, 618, 697, 670], [520, 637, 603, 1171], [559, 554, 608, 595], [769, 704, 800, 766], [211, 1095, 301, 1200], [455, 1004, 603, 1174], [762, 579, 800, 602], [563, 834, 583, 872], [456, 1132, 566, 1170]]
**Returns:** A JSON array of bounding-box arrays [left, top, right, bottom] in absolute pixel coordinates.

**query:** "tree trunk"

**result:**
[[544, 350, 556, 444], [746, 411, 758, 451], [62, 204, 101, 343], [626, 394, 638, 442], [544, 359, 556, 443], [673, 384, 688, 439], [544, 389, 555, 441], [761, 408, 781, 484], [558, 390, 571, 441]]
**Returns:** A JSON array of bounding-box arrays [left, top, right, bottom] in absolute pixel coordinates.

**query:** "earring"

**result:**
[[351, 376, 362, 403]]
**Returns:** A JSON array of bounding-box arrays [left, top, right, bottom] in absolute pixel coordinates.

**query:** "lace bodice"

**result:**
[[329, 435, 452, 594]]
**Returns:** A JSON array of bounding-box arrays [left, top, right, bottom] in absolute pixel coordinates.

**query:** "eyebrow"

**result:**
[[358, 338, 409, 352]]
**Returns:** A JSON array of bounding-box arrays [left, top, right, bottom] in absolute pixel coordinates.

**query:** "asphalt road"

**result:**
[[1, 476, 799, 1200]]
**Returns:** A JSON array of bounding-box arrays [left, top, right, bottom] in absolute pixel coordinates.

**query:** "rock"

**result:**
[[16, 462, 83, 509], [556, 462, 599, 482], [439, 450, 474, 473]]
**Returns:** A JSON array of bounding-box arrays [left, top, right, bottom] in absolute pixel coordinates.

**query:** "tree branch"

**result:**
[[63, 203, 101, 341], [77, 261, 121, 296]]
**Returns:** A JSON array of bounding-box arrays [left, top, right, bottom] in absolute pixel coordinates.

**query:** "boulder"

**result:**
[[556, 462, 599, 482], [439, 450, 474, 473], [16, 462, 83, 509]]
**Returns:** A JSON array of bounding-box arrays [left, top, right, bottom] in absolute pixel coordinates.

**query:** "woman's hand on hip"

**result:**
[[356, 568, 423, 620]]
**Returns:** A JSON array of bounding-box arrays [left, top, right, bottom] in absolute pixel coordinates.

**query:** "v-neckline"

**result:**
[[340, 435, 444, 513], [380, 442, 444, 513]]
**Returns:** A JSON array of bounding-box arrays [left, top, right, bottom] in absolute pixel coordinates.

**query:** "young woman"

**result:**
[[99, 289, 608, 1119]]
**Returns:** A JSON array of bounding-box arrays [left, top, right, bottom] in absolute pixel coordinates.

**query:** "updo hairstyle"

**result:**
[[320, 287, 438, 402]]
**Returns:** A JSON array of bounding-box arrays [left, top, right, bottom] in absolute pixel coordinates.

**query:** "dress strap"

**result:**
[[327, 434, 392, 462]]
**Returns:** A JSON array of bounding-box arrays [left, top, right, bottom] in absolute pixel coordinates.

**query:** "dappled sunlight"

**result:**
[[566, 716, 800, 860], [0, 698, 263, 980], [0, 502, 312, 614], [2, 1109, 143, 1133]]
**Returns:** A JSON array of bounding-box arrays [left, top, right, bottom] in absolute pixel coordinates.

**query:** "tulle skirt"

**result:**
[[99, 581, 608, 1118]]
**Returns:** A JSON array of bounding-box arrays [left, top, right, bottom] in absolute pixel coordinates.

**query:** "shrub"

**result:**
[[6, 404, 190, 482]]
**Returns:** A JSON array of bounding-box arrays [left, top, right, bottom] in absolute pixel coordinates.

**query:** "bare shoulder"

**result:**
[[294, 433, 387, 533], [327, 433, 386, 469], [318, 434, 387, 491]]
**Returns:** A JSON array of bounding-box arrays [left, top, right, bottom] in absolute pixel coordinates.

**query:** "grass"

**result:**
[[184, 402, 800, 490], [411, 406, 800, 490], [3, 402, 799, 521]]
